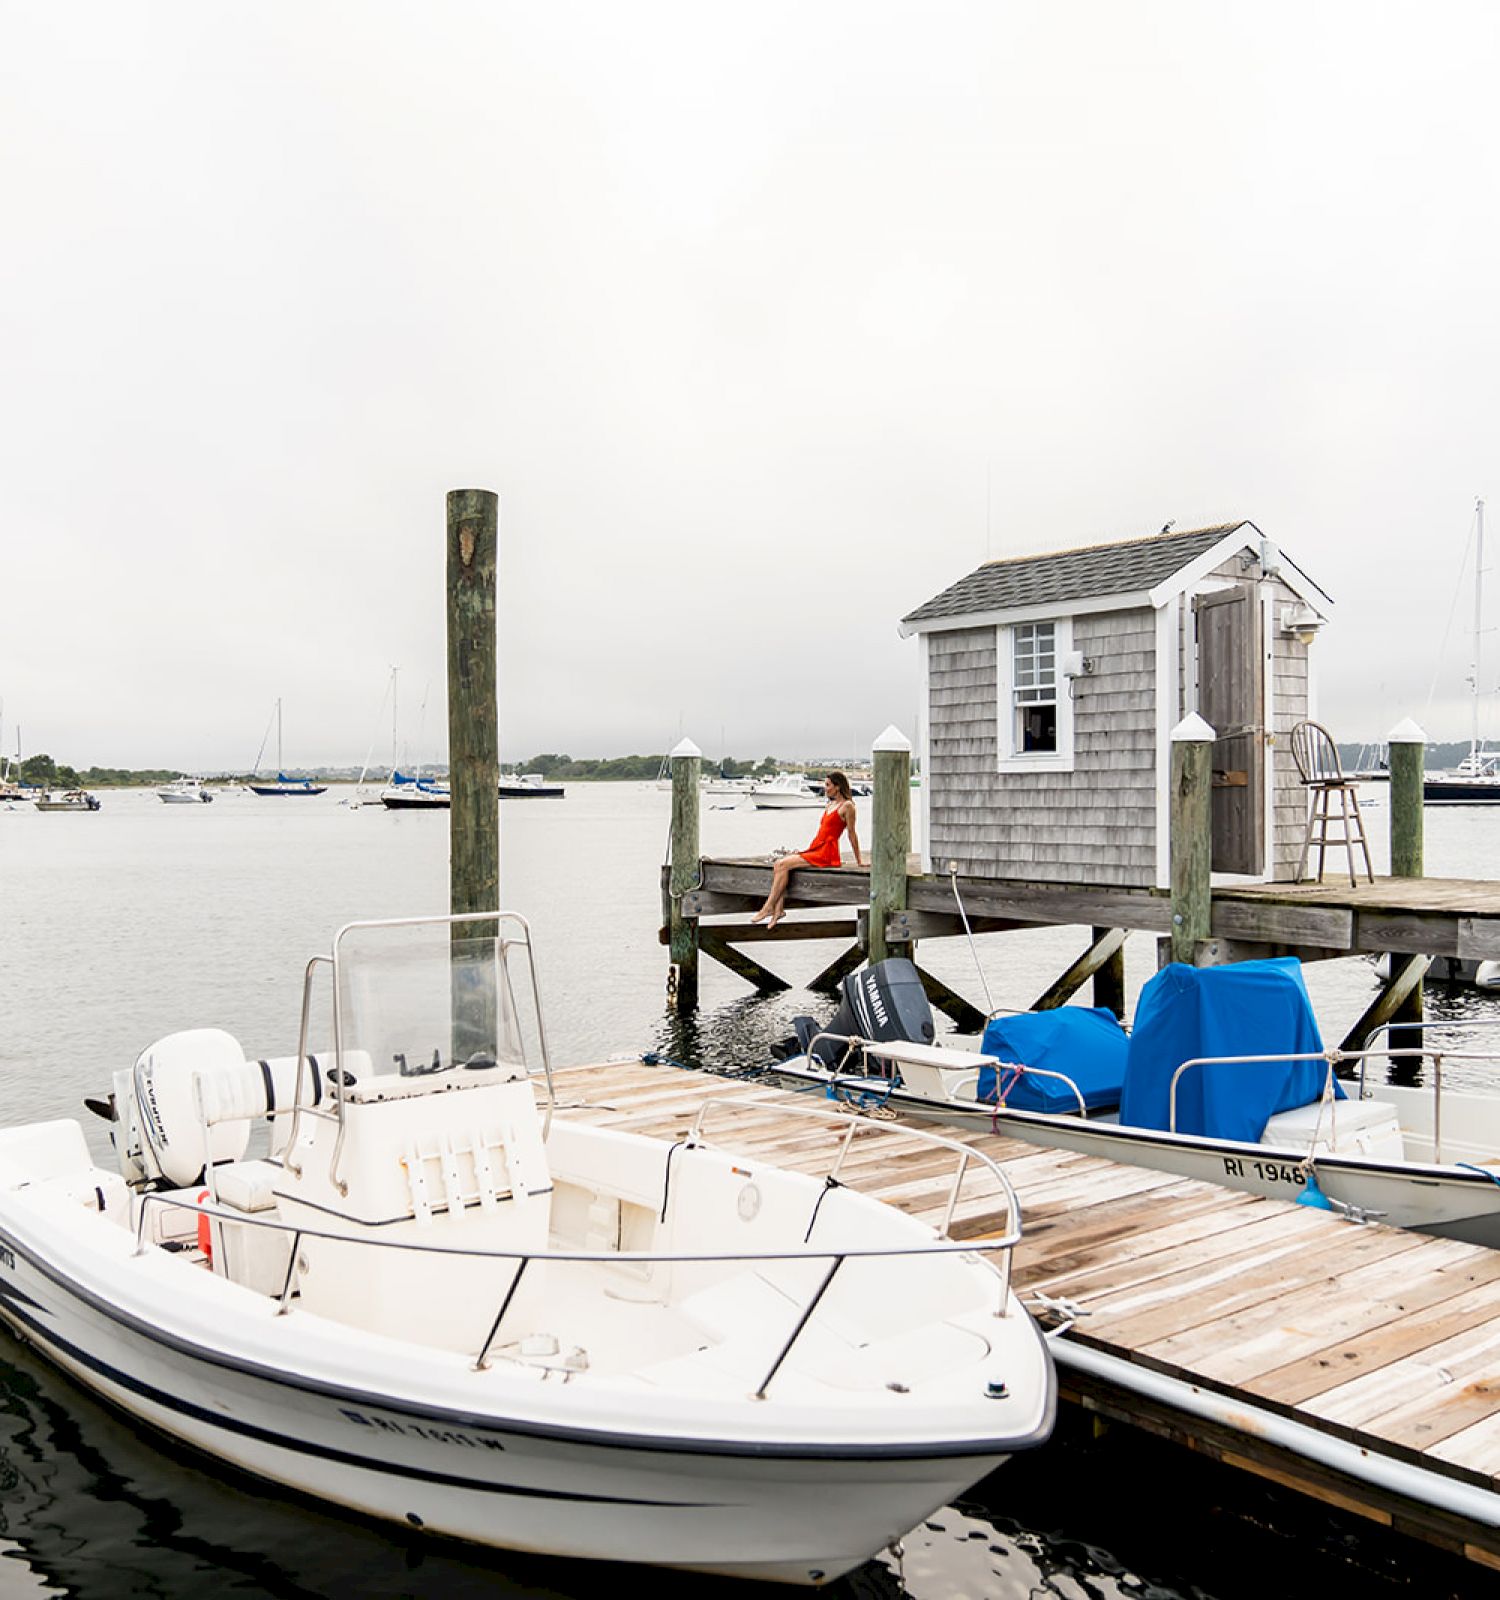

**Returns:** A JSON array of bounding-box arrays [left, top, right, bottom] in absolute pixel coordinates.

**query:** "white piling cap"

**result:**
[[670, 737, 702, 759], [1386, 717, 1426, 745], [1170, 713, 1217, 743], [872, 724, 912, 753]]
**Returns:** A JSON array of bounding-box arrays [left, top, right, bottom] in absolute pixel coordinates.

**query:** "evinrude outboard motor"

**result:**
[[792, 958, 935, 1069]]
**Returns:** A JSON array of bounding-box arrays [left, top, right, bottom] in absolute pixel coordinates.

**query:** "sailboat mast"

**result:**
[[1475, 499, 1486, 763], [277, 697, 283, 773], [392, 667, 400, 775]]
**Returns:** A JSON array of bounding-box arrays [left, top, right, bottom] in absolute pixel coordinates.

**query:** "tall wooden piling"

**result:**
[[1169, 714, 1215, 966], [1386, 717, 1426, 1050], [668, 738, 702, 1008], [1388, 718, 1425, 879], [446, 488, 499, 1058], [869, 726, 912, 965]]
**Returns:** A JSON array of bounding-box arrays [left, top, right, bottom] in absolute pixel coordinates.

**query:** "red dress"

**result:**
[[800, 803, 847, 868]]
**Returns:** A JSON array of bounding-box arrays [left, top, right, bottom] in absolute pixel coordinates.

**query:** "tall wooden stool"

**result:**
[[1289, 720, 1374, 885]]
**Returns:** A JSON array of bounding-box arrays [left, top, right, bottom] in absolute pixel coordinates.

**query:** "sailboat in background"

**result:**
[[1425, 498, 1500, 803], [247, 699, 327, 797], [346, 668, 399, 810]]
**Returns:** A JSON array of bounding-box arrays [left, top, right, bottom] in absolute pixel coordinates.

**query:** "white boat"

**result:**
[[0, 912, 1052, 1584], [750, 774, 824, 810], [34, 789, 101, 812], [157, 776, 213, 804], [499, 772, 565, 798], [380, 772, 450, 809], [772, 959, 1500, 1247]]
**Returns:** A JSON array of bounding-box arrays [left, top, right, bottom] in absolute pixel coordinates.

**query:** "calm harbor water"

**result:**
[[1, 781, 1498, 1599]]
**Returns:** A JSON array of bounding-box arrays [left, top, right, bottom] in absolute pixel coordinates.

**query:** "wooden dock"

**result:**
[[554, 1059, 1500, 1569], [688, 859, 1500, 964]]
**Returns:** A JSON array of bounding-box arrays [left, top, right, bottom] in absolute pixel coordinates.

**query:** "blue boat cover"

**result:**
[[976, 1008, 1130, 1113], [1118, 959, 1338, 1143]]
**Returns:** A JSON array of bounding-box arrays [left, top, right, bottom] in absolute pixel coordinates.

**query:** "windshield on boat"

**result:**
[[331, 916, 530, 1081]]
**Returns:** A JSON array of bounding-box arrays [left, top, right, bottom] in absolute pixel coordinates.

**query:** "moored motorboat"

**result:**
[[772, 958, 1500, 1246], [157, 776, 213, 804], [751, 774, 824, 810], [34, 789, 101, 812], [499, 773, 564, 798], [0, 913, 1052, 1585]]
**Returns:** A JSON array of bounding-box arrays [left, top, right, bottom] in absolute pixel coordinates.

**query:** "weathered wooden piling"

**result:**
[[446, 488, 499, 1055], [1385, 717, 1427, 1050], [1169, 714, 1215, 965], [668, 738, 702, 1008], [1388, 718, 1425, 879], [868, 726, 912, 965]]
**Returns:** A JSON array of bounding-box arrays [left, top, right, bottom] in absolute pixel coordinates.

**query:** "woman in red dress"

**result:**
[[751, 772, 863, 931]]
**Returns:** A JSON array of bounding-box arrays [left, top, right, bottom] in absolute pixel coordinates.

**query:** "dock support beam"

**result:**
[[446, 488, 500, 1058], [1092, 926, 1128, 1018], [868, 725, 912, 965], [668, 738, 702, 1008], [1033, 928, 1130, 1013], [1340, 952, 1432, 1054], [1170, 715, 1215, 966]]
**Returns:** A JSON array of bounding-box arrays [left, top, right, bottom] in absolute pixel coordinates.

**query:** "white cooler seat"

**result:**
[[211, 1158, 293, 1296], [1261, 1097, 1405, 1161]]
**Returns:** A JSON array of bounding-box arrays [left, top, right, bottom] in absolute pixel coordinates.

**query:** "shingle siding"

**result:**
[[922, 570, 1319, 886], [927, 613, 1158, 885]]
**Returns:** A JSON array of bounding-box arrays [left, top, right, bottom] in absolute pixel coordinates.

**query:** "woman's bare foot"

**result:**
[[750, 908, 770, 925], [766, 910, 784, 931]]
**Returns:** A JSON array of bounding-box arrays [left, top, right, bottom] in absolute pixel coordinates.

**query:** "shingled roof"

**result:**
[[903, 522, 1255, 628]]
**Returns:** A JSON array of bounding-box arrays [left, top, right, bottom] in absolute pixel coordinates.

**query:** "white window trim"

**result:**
[[996, 617, 1075, 774]]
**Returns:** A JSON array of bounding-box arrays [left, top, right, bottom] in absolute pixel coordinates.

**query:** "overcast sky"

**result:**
[[4, 3, 1499, 770]]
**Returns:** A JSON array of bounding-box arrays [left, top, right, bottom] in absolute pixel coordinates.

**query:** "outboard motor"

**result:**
[[792, 958, 935, 1069]]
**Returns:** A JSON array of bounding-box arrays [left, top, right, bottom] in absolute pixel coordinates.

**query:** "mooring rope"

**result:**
[[950, 864, 997, 1017]]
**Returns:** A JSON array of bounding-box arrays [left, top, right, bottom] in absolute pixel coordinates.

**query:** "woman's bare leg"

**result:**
[[752, 855, 796, 923], [764, 854, 809, 930]]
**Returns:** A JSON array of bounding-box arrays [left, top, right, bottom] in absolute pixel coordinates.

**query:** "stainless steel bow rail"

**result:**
[[685, 1090, 1022, 1309], [798, 1030, 1092, 1118], [133, 1101, 1022, 1400], [1168, 1032, 1500, 1164]]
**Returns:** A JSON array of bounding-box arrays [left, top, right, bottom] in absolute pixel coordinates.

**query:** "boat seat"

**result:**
[[213, 1158, 280, 1212], [1260, 1097, 1404, 1160]]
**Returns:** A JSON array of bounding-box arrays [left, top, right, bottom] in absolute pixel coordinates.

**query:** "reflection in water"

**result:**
[[654, 989, 830, 1080]]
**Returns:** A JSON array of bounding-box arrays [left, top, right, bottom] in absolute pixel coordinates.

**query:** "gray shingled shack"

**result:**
[[900, 522, 1333, 888]]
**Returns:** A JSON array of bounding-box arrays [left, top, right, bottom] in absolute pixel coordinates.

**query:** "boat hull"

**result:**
[[1422, 779, 1500, 804], [770, 1066, 1500, 1246], [248, 785, 328, 797], [0, 1223, 1027, 1586]]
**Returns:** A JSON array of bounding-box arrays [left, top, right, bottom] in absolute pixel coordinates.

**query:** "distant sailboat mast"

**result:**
[[1473, 498, 1486, 766]]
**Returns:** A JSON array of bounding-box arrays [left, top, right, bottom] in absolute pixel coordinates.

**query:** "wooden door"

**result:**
[[1194, 585, 1265, 875]]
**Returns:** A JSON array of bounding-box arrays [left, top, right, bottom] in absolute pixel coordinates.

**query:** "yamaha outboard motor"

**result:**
[[792, 958, 935, 1069]]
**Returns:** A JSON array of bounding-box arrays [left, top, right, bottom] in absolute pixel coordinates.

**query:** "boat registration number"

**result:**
[[1221, 1157, 1305, 1186]]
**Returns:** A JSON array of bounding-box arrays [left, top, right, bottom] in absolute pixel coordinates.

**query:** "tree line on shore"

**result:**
[[4, 751, 790, 788], [506, 754, 781, 780]]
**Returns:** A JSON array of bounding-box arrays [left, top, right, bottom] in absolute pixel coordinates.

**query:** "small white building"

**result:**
[[901, 522, 1333, 887]]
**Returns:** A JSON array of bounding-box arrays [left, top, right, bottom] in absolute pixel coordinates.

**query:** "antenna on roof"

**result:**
[[1161, 520, 1175, 535]]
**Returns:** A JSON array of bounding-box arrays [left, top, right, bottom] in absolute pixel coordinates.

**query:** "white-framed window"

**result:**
[[997, 617, 1075, 773]]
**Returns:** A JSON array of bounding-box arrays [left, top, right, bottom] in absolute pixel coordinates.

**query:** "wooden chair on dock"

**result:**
[[1289, 720, 1374, 885]]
